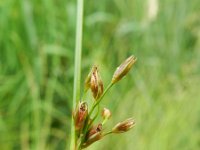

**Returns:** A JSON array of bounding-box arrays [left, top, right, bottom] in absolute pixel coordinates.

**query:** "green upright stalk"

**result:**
[[69, 0, 84, 149]]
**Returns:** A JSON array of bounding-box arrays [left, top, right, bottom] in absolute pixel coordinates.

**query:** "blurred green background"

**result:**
[[1, 0, 200, 149]]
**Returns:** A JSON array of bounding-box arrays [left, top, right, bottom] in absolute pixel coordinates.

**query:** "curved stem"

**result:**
[[103, 131, 113, 137], [88, 105, 100, 128], [89, 83, 113, 116], [79, 83, 113, 147]]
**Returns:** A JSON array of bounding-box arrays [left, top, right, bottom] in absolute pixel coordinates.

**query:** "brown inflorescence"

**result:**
[[73, 55, 137, 149], [82, 124, 103, 148], [102, 108, 111, 120], [73, 102, 88, 132], [90, 66, 104, 100], [112, 118, 135, 133], [112, 55, 137, 84]]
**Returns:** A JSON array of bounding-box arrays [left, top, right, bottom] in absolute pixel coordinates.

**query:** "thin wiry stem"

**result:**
[[69, 0, 84, 149], [103, 131, 113, 137], [80, 83, 113, 146], [89, 83, 113, 116]]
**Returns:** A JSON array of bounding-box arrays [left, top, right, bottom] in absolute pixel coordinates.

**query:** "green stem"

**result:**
[[69, 0, 84, 149], [85, 82, 113, 135], [103, 131, 113, 137], [79, 83, 114, 146], [88, 105, 99, 128], [89, 83, 113, 116]]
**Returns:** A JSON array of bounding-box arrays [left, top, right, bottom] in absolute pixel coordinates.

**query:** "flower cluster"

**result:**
[[73, 55, 137, 149]]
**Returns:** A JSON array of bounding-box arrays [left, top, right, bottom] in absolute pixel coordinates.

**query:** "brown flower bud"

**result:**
[[90, 66, 98, 95], [112, 118, 135, 133], [73, 102, 88, 131], [90, 66, 104, 99], [112, 55, 137, 84], [87, 123, 102, 137], [102, 108, 111, 120], [83, 124, 103, 148]]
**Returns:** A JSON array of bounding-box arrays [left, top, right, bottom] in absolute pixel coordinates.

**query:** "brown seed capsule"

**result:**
[[90, 66, 98, 96], [102, 108, 111, 120], [112, 118, 135, 133], [73, 102, 88, 131], [90, 66, 104, 100], [87, 123, 102, 137], [112, 55, 137, 84], [82, 124, 103, 148]]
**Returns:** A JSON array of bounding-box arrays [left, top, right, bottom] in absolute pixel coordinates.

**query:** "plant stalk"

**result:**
[[69, 0, 84, 149]]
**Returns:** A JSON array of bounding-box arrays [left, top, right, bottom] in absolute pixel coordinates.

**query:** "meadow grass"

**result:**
[[0, 0, 200, 149]]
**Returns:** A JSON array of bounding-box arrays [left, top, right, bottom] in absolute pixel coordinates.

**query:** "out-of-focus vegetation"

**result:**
[[0, 0, 200, 149]]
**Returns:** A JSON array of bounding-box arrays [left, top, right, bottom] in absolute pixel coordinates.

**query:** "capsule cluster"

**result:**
[[73, 55, 137, 149]]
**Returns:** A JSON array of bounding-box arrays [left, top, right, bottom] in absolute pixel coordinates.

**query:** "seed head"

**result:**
[[112, 55, 137, 84], [102, 108, 111, 120], [87, 123, 102, 137], [112, 118, 135, 133], [83, 123, 103, 148], [90, 66, 104, 99], [73, 102, 88, 131]]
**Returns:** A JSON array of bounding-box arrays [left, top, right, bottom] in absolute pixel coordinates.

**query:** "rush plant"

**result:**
[[71, 55, 137, 150], [69, 0, 137, 149]]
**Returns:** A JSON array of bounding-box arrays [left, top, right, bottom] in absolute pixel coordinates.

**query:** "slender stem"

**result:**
[[102, 118, 108, 125], [79, 83, 114, 146], [69, 0, 84, 149], [88, 105, 99, 128], [81, 90, 87, 101], [103, 131, 113, 137], [85, 82, 113, 135], [74, 0, 84, 106], [89, 83, 113, 116]]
